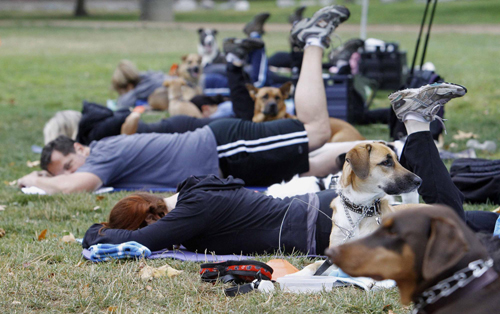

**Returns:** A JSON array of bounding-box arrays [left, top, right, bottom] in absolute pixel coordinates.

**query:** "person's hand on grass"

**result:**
[[17, 170, 52, 188]]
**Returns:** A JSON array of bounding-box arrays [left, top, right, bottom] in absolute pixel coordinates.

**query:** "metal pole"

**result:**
[[420, 0, 438, 69], [410, 0, 431, 75], [360, 0, 369, 40]]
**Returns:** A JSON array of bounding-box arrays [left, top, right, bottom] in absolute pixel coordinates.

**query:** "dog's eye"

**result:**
[[275, 96, 281, 101], [262, 94, 269, 100], [379, 159, 393, 167]]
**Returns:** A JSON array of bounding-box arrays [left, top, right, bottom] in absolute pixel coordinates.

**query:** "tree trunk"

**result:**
[[74, 0, 88, 17], [140, 0, 174, 22]]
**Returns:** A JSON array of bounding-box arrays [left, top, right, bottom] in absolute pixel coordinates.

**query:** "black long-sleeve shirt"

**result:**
[[82, 175, 334, 255]]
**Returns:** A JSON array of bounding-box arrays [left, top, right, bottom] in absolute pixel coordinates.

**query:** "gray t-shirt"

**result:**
[[116, 71, 172, 110], [76, 126, 220, 189]]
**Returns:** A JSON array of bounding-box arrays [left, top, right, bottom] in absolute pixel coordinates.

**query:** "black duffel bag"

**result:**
[[450, 158, 500, 205]]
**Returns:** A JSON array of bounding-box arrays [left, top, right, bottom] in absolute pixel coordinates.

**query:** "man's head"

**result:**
[[40, 136, 89, 176]]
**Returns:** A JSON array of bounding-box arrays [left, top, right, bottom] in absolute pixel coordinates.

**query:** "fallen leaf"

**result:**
[[388, 311, 396, 314], [0, 205, 5, 211], [0, 228, 5, 238], [453, 130, 478, 140], [96, 195, 105, 201], [9, 180, 17, 186], [75, 261, 86, 267], [26, 160, 40, 168], [9, 162, 14, 167], [106, 306, 118, 313], [8, 98, 16, 105], [12, 301, 21, 305], [93, 206, 101, 211], [493, 207, 500, 214], [145, 285, 153, 291], [38, 229, 47, 241], [138, 264, 183, 280], [62, 233, 76, 243], [449, 142, 457, 148]]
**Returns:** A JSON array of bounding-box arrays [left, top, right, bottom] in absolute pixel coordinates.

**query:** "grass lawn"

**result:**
[[0, 11, 499, 313], [1, 0, 500, 25]]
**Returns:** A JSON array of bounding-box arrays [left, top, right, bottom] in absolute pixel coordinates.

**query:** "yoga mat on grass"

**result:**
[[82, 246, 323, 262], [23, 186, 268, 195]]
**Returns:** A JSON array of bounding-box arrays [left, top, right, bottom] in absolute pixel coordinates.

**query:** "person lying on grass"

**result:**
[[83, 82, 499, 256], [16, 5, 353, 194]]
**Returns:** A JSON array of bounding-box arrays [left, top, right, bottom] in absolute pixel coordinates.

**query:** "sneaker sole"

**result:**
[[390, 82, 467, 121], [290, 5, 350, 46]]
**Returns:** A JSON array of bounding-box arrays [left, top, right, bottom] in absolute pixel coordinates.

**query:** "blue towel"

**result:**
[[88, 241, 151, 262]]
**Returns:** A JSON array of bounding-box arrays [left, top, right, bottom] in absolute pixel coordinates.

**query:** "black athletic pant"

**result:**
[[400, 131, 498, 233], [226, 63, 255, 121]]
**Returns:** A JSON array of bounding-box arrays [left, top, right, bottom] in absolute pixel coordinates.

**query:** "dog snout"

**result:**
[[412, 175, 422, 188], [192, 66, 199, 73], [324, 246, 340, 264], [263, 102, 278, 116]]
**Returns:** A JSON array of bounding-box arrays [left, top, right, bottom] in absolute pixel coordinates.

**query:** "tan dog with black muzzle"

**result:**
[[246, 82, 364, 142], [293, 142, 422, 276], [246, 82, 293, 123]]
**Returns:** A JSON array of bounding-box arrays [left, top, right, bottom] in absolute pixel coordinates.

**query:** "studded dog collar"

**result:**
[[339, 192, 381, 217]]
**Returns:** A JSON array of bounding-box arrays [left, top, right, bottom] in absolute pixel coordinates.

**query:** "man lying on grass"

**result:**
[[16, 5, 352, 194]]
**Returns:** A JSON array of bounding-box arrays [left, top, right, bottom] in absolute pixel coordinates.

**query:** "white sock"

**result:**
[[404, 113, 427, 123], [305, 37, 325, 49], [226, 53, 244, 67]]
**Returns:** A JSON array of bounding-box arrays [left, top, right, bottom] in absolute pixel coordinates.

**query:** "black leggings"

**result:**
[[400, 131, 498, 233]]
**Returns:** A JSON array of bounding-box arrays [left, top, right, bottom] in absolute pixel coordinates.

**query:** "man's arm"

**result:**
[[17, 171, 102, 194]]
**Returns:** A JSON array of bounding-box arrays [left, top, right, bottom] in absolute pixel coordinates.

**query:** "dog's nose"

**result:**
[[413, 175, 422, 188], [324, 247, 340, 263], [192, 66, 199, 73], [264, 102, 278, 116]]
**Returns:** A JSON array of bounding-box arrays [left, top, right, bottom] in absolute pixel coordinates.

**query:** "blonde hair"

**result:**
[[43, 110, 82, 144], [111, 60, 140, 92]]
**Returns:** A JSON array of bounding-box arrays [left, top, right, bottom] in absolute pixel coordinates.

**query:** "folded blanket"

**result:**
[[88, 241, 151, 262]]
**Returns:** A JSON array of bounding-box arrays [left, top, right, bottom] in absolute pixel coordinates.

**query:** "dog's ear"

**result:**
[[279, 81, 293, 99], [198, 28, 204, 34], [422, 216, 470, 281], [162, 80, 171, 87], [345, 144, 372, 180], [246, 84, 258, 101], [181, 55, 188, 62]]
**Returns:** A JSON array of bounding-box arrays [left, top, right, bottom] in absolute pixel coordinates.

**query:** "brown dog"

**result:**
[[163, 78, 202, 118], [295, 142, 421, 276], [326, 205, 500, 314], [246, 82, 364, 142], [246, 82, 294, 122], [175, 53, 203, 100]]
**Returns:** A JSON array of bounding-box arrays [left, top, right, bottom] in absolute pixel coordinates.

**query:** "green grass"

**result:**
[[1, 0, 500, 25], [0, 16, 499, 313]]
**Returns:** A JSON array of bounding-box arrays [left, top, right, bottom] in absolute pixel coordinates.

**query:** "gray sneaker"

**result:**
[[290, 5, 350, 49], [389, 82, 467, 122]]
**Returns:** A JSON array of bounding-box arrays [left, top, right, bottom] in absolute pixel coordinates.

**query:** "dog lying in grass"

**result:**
[[163, 78, 203, 118], [246, 82, 365, 142]]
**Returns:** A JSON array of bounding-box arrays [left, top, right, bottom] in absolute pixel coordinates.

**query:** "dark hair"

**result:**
[[40, 135, 76, 171]]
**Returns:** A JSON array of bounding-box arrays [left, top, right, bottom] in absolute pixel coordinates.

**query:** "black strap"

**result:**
[[224, 280, 259, 297], [313, 259, 333, 276]]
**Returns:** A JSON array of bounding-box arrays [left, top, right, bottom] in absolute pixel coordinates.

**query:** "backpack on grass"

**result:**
[[450, 158, 500, 205]]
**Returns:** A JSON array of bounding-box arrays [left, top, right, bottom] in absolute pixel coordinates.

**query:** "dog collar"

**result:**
[[339, 193, 381, 217], [412, 258, 497, 314]]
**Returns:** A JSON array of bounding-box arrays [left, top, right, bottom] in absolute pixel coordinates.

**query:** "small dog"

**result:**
[[327, 205, 500, 314], [246, 82, 365, 142], [197, 28, 225, 67], [246, 82, 294, 123], [175, 53, 203, 100], [295, 142, 421, 276], [163, 78, 202, 118]]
